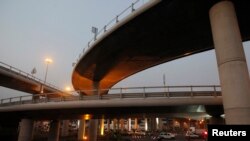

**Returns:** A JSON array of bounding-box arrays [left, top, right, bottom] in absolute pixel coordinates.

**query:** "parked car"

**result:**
[[157, 132, 176, 140], [185, 131, 199, 138], [200, 131, 208, 139]]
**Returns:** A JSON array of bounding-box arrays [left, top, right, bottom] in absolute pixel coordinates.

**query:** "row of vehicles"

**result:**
[[156, 128, 208, 140], [185, 128, 208, 139], [157, 132, 176, 140]]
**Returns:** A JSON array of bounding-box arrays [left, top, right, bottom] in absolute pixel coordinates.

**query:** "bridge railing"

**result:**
[[0, 85, 221, 107], [75, 0, 146, 64], [0, 61, 62, 92]]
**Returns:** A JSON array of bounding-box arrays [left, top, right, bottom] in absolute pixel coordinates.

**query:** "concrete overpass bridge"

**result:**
[[0, 85, 222, 118], [0, 85, 223, 141], [1, 0, 250, 140], [72, 0, 250, 126], [0, 61, 66, 96], [72, 0, 250, 95]]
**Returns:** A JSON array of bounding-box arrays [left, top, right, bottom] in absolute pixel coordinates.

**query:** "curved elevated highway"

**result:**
[[72, 0, 250, 95]]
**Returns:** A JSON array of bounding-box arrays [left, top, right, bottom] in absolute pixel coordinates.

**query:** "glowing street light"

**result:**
[[41, 58, 52, 93], [44, 58, 52, 84], [65, 86, 71, 92]]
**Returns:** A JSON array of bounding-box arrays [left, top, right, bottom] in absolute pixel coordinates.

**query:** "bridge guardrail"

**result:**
[[75, 0, 145, 64], [0, 61, 62, 92], [0, 85, 221, 107]]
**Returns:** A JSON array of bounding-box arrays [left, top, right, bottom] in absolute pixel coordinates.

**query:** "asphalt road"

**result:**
[[128, 134, 207, 141]]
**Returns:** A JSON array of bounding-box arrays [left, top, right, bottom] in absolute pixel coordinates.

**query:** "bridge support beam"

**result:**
[[100, 118, 105, 136], [120, 119, 125, 131], [210, 1, 250, 124], [18, 119, 34, 141], [150, 117, 157, 131], [61, 120, 69, 137], [128, 118, 132, 131], [107, 119, 110, 132], [78, 119, 86, 141], [134, 118, 138, 130], [88, 119, 98, 141], [48, 120, 60, 141]]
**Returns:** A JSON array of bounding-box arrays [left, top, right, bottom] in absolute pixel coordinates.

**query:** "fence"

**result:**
[[0, 85, 221, 107]]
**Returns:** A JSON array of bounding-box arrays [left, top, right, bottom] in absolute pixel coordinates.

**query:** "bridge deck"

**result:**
[[72, 0, 250, 94]]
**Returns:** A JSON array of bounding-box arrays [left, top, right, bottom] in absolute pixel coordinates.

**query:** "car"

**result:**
[[200, 131, 208, 139], [135, 130, 146, 136], [158, 132, 176, 140], [185, 132, 199, 138]]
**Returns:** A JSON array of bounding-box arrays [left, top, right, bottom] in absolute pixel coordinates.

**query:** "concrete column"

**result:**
[[88, 119, 98, 141], [128, 118, 132, 131], [159, 118, 163, 130], [209, 1, 250, 124], [120, 119, 125, 131], [145, 118, 148, 131], [48, 120, 60, 141], [156, 117, 159, 130], [99, 118, 105, 136], [78, 119, 86, 141], [107, 119, 110, 132], [61, 120, 69, 137], [150, 117, 156, 131], [117, 119, 120, 130], [113, 119, 117, 130], [134, 118, 138, 130], [18, 119, 34, 141]]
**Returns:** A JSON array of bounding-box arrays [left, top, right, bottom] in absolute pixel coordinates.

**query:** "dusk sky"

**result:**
[[0, 0, 250, 99]]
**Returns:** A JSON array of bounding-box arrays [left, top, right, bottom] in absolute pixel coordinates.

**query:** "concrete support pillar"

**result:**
[[107, 119, 110, 132], [18, 119, 34, 141], [158, 118, 163, 130], [134, 118, 138, 130], [120, 119, 125, 131], [78, 119, 86, 141], [145, 118, 148, 131], [117, 119, 121, 130], [156, 117, 159, 130], [88, 119, 98, 141], [150, 117, 156, 131], [48, 120, 60, 141], [113, 119, 117, 130], [128, 118, 132, 131], [61, 120, 69, 137], [99, 118, 105, 136], [209, 1, 250, 124]]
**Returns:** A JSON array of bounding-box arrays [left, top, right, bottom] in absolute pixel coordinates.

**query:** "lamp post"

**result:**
[[91, 26, 98, 40], [41, 58, 52, 93], [44, 58, 52, 84]]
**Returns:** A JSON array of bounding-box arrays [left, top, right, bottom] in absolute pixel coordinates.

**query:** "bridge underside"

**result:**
[[0, 66, 66, 96], [0, 71, 41, 94], [0, 105, 223, 120], [72, 0, 250, 95]]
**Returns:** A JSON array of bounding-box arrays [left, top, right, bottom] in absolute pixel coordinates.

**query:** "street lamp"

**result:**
[[91, 26, 98, 40], [44, 58, 52, 84], [41, 58, 52, 93], [65, 86, 71, 92]]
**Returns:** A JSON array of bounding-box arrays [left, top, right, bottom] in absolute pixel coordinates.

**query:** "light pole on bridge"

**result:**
[[41, 58, 53, 93]]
